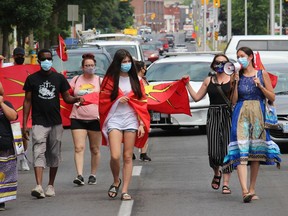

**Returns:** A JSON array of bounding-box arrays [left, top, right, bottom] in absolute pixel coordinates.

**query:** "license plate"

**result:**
[[282, 123, 288, 133], [152, 112, 160, 121]]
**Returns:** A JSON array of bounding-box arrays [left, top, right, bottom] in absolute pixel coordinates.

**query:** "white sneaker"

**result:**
[[45, 185, 55, 197], [19, 158, 30, 171], [31, 185, 45, 199]]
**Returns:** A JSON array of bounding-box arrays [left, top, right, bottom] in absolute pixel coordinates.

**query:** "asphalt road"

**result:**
[[2, 128, 288, 216]]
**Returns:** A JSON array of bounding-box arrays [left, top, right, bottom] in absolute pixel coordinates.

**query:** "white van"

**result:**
[[224, 35, 288, 64]]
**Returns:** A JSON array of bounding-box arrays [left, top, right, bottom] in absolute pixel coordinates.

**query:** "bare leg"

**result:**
[[237, 164, 249, 195], [108, 130, 122, 197], [34, 167, 44, 185], [71, 129, 87, 176], [121, 131, 136, 194], [87, 131, 101, 175], [249, 161, 260, 195], [48, 167, 58, 186], [140, 140, 149, 153]]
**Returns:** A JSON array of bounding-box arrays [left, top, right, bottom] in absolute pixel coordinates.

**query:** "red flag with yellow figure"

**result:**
[[145, 77, 191, 116], [56, 35, 68, 62]]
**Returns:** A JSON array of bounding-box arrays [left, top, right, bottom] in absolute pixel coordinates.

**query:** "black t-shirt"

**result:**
[[23, 71, 70, 127], [0, 101, 15, 150]]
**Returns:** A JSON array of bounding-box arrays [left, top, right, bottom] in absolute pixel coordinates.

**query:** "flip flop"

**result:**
[[243, 193, 253, 203], [211, 171, 222, 190], [251, 194, 260, 200], [108, 178, 122, 198]]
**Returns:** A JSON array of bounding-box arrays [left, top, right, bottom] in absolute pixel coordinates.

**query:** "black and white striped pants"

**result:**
[[206, 105, 233, 174]]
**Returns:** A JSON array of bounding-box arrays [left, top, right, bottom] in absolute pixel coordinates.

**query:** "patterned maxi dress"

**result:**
[[223, 70, 281, 168]]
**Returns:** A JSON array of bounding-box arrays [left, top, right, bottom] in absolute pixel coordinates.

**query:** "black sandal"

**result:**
[[222, 185, 231, 194], [211, 171, 222, 190], [108, 179, 122, 198]]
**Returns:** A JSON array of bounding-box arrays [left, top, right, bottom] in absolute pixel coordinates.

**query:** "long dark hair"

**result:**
[[103, 49, 142, 101], [237, 46, 255, 75]]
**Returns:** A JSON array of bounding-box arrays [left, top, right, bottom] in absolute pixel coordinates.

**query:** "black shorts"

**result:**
[[70, 119, 100, 131]]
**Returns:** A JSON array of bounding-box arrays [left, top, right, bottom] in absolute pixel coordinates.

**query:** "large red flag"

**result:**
[[0, 65, 73, 127], [145, 78, 191, 116], [254, 51, 278, 88], [56, 35, 68, 61]]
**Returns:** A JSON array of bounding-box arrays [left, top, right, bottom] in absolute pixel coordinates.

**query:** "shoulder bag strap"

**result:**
[[213, 76, 232, 109]]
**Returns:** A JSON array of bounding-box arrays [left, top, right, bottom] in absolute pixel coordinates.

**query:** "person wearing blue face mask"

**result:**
[[99, 49, 150, 201], [22, 49, 84, 199], [224, 47, 281, 203], [183, 54, 233, 195]]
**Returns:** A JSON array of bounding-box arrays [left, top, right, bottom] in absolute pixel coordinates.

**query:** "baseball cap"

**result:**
[[13, 47, 25, 56]]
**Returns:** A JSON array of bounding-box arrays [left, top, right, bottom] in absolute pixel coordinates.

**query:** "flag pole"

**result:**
[[59, 34, 64, 74]]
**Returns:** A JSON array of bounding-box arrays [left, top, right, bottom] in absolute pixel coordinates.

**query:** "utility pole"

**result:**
[[245, 0, 247, 35], [203, 0, 207, 51], [270, 0, 275, 35], [144, 0, 147, 26], [227, 0, 232, 42], [280, 0, 282, 35]]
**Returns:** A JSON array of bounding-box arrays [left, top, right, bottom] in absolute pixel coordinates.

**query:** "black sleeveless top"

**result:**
[[207, 77, 230, 105]]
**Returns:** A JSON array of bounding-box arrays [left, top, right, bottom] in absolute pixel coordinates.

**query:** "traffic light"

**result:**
[[214, 31, 219, 40], [213, 0, 220, 8], [151, 13, 156, 20]]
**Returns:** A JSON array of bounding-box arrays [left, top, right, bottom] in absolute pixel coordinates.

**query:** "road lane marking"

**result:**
[[117, 200, 134, 216], [132, 166, 142, 176]]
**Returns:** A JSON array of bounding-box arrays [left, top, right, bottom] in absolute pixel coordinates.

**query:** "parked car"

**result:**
[[145, 54, 215, 133], [141, 43, 160, 63], [51, 45, 112, 80], [264, 63, 288, 153], [85, 40, 145, 63], [174, 44, 188, 52], [224, 35, 288, 64]]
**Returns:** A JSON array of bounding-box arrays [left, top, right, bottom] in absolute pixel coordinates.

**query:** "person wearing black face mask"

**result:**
[[13, 47, 25, 65], [183, 54, 233, 196]]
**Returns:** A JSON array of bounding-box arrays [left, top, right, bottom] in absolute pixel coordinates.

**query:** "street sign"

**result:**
[[68, 5, 79, 21]]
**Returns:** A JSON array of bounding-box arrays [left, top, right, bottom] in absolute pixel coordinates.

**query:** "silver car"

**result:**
[[265, 63, 288, 153], [146, 54, 214, 133]]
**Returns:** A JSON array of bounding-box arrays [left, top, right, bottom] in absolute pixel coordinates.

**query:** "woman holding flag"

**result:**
[[99, 49, 150, 201], [69, 53, 102, 186]]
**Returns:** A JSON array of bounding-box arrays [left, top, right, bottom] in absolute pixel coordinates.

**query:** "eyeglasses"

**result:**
[[215, 61, 227, 64], [39, 57, 53, 61], [84, 64, 95, 68]]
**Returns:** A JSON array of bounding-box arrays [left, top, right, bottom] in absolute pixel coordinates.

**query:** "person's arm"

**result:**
[[230, 73, 239, 105], [22, 91, 32, 140], [61, 90, 83, 104], [256, 70, 275, 102], [185, 76, 209, 102], [0, 97, 17, 121]]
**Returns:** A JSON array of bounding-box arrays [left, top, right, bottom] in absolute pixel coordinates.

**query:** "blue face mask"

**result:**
[[214, 63, 225, 73], [40, 60, 53, 71], [121, 63, 132, 73], [237, 57, 249, 69]]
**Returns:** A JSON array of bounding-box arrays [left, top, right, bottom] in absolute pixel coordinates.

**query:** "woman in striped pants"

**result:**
[[184, 54, 233, 194]]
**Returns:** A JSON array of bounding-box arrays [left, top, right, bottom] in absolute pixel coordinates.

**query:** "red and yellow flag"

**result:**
[[145, 77, 191, 116], [254, 51, 278, 88], [56, 35, 68, 62]]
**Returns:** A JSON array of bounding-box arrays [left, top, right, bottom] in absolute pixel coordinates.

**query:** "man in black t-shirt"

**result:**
[[22, 49, 83, 199]]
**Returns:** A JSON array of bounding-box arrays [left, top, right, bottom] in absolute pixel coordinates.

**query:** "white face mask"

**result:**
[[83, 67, 95, 74]]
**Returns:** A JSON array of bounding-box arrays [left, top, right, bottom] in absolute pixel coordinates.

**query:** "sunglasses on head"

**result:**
[[39, 57, 53, 61]]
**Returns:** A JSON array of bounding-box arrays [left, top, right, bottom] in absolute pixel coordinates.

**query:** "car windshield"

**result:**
[[52, 52, 110, 79], [146, 61, 210, 82], [141, 44, 157, 51], [264, 64, 288, 94], [103, 45, 138, 60]]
